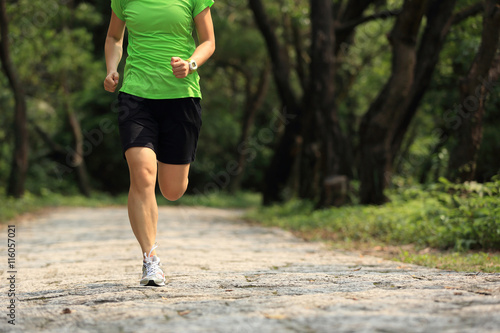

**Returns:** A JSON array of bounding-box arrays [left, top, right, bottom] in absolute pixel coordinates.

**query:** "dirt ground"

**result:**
[[1, 207, 499, 332]]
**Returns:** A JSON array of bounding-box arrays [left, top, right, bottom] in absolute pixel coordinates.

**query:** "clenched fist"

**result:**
[[171, 57, 190, 79], [104, 71, 120, 92]]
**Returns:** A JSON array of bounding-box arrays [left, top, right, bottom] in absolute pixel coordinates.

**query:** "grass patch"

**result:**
[[246, 179, 500, 272], [0, 190, 261, 224], [396, 251, 500, 273], [0, 191, 128, 223], [160, 191, 261, 208]]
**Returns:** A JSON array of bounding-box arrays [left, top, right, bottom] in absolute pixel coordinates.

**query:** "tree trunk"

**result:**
[[360, 0, 485, 194], [249, 0, 375, 206], [298, 0, 348, 207], [358, 0, 428, 205], [248, 0, 302, 205], [391, 0, 458, 156], [448, 0, 500, 182], [61, 1, 91, 197], [230, 63, 270, 193], [0, 0, 29, 198], [63, 81, 91, 197], [335, 0, 377, 55]]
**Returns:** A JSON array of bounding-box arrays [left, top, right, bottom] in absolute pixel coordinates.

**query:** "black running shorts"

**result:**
[[117, 92, 202, 165]]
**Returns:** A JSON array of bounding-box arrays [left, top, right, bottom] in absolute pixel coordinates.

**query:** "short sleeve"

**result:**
[[111, 0, 125, 21], [193, 0, 214, 18]]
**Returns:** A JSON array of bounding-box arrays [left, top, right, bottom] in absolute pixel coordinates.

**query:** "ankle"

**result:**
[[142, 242, 159, 259]]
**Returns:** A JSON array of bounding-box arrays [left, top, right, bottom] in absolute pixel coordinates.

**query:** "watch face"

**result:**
[[190, 60, 198, 70]]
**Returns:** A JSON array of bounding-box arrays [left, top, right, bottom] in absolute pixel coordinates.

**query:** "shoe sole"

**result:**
[[140, 279, 166, 287]]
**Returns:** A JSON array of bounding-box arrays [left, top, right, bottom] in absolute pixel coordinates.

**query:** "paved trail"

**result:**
[[1, 207, 499, 333]]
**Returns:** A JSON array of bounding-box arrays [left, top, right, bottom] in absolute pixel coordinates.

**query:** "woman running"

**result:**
[[104, 0, 215, 286]]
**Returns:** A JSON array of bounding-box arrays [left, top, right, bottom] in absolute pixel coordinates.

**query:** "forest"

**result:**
[[1, 0, 499, 258]]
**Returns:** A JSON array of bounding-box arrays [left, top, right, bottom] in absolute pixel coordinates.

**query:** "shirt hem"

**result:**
[[119, 88, 203, 100]]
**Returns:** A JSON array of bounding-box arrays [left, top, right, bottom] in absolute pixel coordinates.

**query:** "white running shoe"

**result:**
[[140, 243, 166, 286]]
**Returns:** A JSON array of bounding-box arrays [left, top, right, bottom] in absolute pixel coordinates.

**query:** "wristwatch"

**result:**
[[187, 58, 198, 73]]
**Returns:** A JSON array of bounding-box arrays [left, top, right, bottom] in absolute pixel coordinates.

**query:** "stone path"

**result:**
[[1, 207, 499, 332]]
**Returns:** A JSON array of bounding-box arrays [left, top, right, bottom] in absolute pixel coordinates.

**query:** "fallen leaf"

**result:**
[[177, 310, 191, 316], [61, 308, 72, 314], [264, 313, 287, 320]]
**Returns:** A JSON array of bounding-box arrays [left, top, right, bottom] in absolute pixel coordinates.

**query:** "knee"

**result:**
[[159, 182, 188, 202], [160, 189, 186, 201], [130, 167, 156, 192]]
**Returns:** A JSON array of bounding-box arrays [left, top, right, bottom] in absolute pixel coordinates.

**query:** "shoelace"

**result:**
[[143, 243, 161, 276], [145, 261, 161, 276]]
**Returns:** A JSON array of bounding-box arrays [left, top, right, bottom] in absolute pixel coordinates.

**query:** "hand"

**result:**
[[171, 57, 190, 79], [104, 71, 120, 92]]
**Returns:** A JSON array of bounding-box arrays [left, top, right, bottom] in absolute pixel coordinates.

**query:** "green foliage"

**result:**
[[1, 0, 109, 194], [393, 10, 500, 185], [397, 251, 500, 273], [247, 179, 500, 252], [188, 1, 278, 192]]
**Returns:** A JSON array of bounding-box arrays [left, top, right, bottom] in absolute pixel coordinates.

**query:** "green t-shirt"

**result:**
[[111, 0, 214, 99]]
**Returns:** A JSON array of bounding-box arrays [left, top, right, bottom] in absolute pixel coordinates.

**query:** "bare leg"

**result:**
[[125, 147, 158, 257], [157, 162, 190, 201]]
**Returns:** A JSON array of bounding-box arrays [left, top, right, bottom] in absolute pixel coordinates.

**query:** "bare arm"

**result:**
[[172, 7, 216, 79], [104, 11, 126, 92]]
